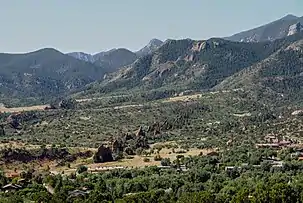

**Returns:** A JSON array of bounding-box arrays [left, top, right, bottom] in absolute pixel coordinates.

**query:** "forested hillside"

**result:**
[[216, 38, 303, 104], [225, 15, 303, 42], [76, 33, 303, 102], [0, 48, 104, 105]]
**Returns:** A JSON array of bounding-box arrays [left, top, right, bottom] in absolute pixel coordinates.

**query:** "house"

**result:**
[[225, 166, 236, 171], [2, 184, 22, 193], [255, 139, 293, 149], [180, 165, 188, 172], [255, 143, 280, 149], [264, 135, 279, 143], [17, 179, 27, 185], [257, 134, 294, 149], [272, 161, 284, 168], [225, 166, 241, 171], [68, 189, 90, 199], [43, 183, 55, 195], [157, 166, 171, 169], [279, 140, 292, 146]]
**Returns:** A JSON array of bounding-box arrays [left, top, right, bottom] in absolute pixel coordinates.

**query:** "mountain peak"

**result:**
[[149, 38, 163, 46], [281, 14, 299, 21], [136, 39, 164, 57]]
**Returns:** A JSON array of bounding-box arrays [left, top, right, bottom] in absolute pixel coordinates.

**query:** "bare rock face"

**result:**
[[136, 39, 164, 57], [287, 22, 303, 36], [6, 112, 40, 130], [122, 133, 134, 142], [93, 145, 113, 163], [136, 126, 145, 137], [135, 136, 148, 149], [135, 130, 148, 149], [148, 122, 161, 136], [6, 114, 22, 130], [291, 110, 303, 116], [0, 124, 5, 136], [112, 139, 124, 154]]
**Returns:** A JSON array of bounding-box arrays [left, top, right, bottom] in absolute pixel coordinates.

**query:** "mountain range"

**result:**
[[78, 33, 303, 98], [67, 39, 164, 72], [216, 37, 303, 100], [0, 14, 302, 106], [226, 14, 303, 42], [0, 48, 105, 104]]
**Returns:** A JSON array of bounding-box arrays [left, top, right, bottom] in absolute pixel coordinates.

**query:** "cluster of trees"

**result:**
[[3, 149, 303, 202], [0, 145, 92, 164]]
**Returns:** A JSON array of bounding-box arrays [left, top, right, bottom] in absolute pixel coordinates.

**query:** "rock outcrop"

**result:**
[[136, 126, 145, 137], [291, 110, 303, 116], [136, 39, 164, 57], [93, 126, 150, 163], [287, 22, 303, 36], [112, 139, 124, 154], [6, 114, 22, 130], [93, 145, 113, 163], [0, 124, 5, 136]]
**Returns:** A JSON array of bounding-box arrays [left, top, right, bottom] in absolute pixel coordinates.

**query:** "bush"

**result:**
[[154, 155, 162, 161], [136, 148, 143, 156], [143, 158, 150, 162], [77, 165, 88, 174], [161, 158, 171, 166], [124, 147, 135, 155], [175, 150, 186, 154], [113, 152, 124, 161], [59, 98, 76, 109], [176, 155, 185, 159]]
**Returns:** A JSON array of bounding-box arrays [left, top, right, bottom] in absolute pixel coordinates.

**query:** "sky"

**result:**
[[0, 0, 303, 54]]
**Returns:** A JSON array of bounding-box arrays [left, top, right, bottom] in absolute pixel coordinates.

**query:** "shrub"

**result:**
[[124, 147, 135, 155], [136, 148, 143, 156], [154, 155, 162, 161], [176, 155, 185, 159], [59, 98, 76, 109], [143, 158, 150, 162], [161, 158, 171, 166], [77, 165, 88, 174]]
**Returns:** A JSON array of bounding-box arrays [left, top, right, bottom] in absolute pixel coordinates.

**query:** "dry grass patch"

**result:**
[[162, 94, 202, 103], [0, 105, 49, 113]]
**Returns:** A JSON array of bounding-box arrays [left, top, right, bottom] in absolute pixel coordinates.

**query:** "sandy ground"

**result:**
[[2, 146, 215, 177], [82, 148, 214, 170], [0, 105, 50, 113]]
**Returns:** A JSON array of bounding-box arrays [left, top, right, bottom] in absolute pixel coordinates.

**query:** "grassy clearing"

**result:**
[[80, 147, 214, 170], [0, 142, 215, 176]]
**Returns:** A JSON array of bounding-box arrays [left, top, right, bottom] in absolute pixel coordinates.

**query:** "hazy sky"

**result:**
[[1, 0, 303, 54]]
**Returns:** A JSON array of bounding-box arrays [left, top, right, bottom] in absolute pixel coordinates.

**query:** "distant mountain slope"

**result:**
[[136, 38, 164, 57], [0, 48, 105, 103], [67, 39, 164, 73], [93, 48, 138, 72], [216, 36, 303, 102], [67, 52, 95, 63], [226, 15, 303, 42], [67, 48, 137, 73], [76, 34, 303, 98]]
